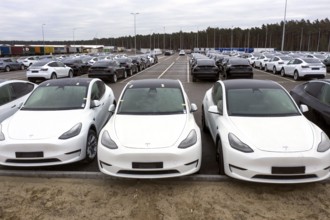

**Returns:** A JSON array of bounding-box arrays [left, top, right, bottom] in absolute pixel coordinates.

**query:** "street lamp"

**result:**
[[163, 26, 166, 52], [281, 0, 288, 51], [42, 24, 46, 55], [73, 28, 77, 53], [231, 26, 233, 51], [131, 12, 139, 54]]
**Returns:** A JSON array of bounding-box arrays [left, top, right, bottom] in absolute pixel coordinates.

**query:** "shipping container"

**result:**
[[54, 47, 66, 54], [34, 47, 41, 54], [0, 46, 11, 56], [11, 46, 24, 56], [45, 46, 54, 54]]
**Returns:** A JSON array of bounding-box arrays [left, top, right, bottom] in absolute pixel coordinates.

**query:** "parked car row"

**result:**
[[0, 76, 330, 184]]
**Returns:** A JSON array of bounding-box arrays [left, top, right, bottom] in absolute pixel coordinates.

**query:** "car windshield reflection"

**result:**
[[117, 87, 186, 115], [21, 85, 87, 110], [227, 88, 300, 117]]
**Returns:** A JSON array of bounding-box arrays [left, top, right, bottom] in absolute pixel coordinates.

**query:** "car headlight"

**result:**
[[0, 124, 5, 141], [178, 130, 197, 149], [228, 133, 253, 153], [59, 123, 82, 140], [317, 132, 330, 152], [101, 130, 118, 149]]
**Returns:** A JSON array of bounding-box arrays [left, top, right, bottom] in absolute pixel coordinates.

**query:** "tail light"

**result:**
[[301, 65, 309, 68], [41, 68, 48, 71], [278, 62, 284, 64]]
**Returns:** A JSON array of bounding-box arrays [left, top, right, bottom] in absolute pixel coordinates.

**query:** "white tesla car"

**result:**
[[0, 79, 37, 123], [98, 79, 202, 178], [0, 78, 115, 167], [202, 79, 330, 184], [26, 60, 73, 83]]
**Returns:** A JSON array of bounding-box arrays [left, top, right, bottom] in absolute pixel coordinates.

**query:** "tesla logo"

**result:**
[[282, 146, 289, 150], [145, 143, 151, 147]]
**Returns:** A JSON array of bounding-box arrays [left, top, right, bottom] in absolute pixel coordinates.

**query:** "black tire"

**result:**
[[128, 69, 133, 76], [83, 129, 98, 163], [28, 78, 36, 83], [272, 66, 277, 74], [201, 106, 209, 133], [51, 73, 57, 79], [216, 139, 225, 175], [68, 70, 73, 78], [264, 65, 268, 72], [293, 70, 300, 81], [123, 71, 127, 79], [5, 66, 10, 72], [280, 68, 286, 77], [111, 73, 118, 83]]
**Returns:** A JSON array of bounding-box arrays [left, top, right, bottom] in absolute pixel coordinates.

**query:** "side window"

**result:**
[[319, 84, 330, 105], [91, 82, 101, 101], [11, 82, 35, 99], [305, 82, 324, 99], [212, 82, 223, 105], [97, 81, 105, 99], [57, 62, 65, 67], [0, 84, 12, 106], [48, 62, 57, 67]]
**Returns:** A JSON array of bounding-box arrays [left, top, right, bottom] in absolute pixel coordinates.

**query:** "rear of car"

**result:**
[[223, 58, 253, 79], [191, 59, 219, 82], [298, 58, 327, 79]]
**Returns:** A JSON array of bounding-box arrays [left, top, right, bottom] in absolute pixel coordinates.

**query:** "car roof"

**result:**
[[38, 78, 95, 87], [222, 79, 281, 90], [128, 79, 182, 88]]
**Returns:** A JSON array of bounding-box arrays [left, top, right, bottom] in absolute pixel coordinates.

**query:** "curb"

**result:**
[[0, 170, 229, 182]]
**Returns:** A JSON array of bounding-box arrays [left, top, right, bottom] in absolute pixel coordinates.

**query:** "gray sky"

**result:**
[[1, 0, 329, 41]]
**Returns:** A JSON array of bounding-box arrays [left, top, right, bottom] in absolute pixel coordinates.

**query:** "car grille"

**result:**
[[132, 162, 163, 169], [272, 166, 305, 174], [252, 174, 317, 180], [16, 152, 43, 158], [6, 158, 61, 163]]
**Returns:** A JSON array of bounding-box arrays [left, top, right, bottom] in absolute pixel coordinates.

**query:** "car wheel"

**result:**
[[111, 73, 118, 83], [68, 70, 73, 78], [272, 66, 277, 74], [293, 70, 300, 81], [51, 73, 57, 79], [201, 106, 209, 133], [123, 71, 127, 79], [280, 68, 286, 77], [264, 65, 268, 71], [252, 62, 256, 68], [5, 66, 10, 72], [128, 69, 133, 76], [216, 139, 225, 175], [84, 129, 98, 163], [28, 78, 36, 83]]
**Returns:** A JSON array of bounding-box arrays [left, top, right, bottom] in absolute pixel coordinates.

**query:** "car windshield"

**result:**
[[229, 59, 250, 65], [31, 61, 49, 67], [280, 56, 292, 60], [21, 85, 87, 110], [117, 87, 186, 115], [302, 58, 322, 64], [226, 88, 300, 116], [93, 61, 114, 67]]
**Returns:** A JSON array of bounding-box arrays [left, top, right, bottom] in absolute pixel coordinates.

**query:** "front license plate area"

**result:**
[[132, 162, 163, 169], [16, 152, 44, 158], [272, 166, 305, 174]]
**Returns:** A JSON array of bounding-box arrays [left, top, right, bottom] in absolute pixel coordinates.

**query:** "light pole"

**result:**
[[131, 12, 139, 54], [281, 0, 288, 51], [163, 26, 165, 52], [231, 26, 233, 51], [42, 24, 45, 55], [73, 28, 77, 53]]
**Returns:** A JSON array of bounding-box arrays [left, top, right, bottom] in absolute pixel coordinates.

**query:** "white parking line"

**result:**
[[158, 62, 175, 79], [255, 69, 295, 83], [120, 62, 161, 83]]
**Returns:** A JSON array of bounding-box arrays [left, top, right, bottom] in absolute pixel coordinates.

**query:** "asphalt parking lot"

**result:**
[[0, 53, 329, 176]]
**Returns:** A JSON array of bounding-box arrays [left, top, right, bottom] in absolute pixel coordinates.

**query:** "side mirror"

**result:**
[[91, 100, 101, 108], [208, 105, 220, 115], [190, 103, 198, 112], [300, 104, 308, 113], [108, 104, 116, 112]]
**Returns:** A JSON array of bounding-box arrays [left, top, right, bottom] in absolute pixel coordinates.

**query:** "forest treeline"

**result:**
[[2, 18, 330, 52]]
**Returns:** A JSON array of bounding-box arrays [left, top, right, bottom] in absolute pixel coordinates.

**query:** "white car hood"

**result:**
[[230, 116, 314, 152], [7, 110, 83, 140], [114, 114, 186, 149]]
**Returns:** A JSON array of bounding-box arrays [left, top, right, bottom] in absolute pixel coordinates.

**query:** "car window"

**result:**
[[0, 84, 12, 106], [91, 82, 101, 101], [57, 62, 65, 67], [319, 83, 330, 105], [10, 82, 35, 99], [118, 87, 185, 115], [22, 85, 87, 110], [226, 88, 300, 116], [304, 82, 324, 99], [212, 82, 222, 105], [48, 62, 58, 67]]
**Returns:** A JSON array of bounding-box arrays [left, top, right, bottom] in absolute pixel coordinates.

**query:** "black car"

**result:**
[[130, 56, 146, 72], [190, 59, 219, 82], [63, 58, 91, 76], [222, 58, 253, 79], [322, 55, 330, 72], [290, 79, 330, 127], [88, 60, 126, 83], [115, 58, 138, 75], [0, 58, 25, 72]]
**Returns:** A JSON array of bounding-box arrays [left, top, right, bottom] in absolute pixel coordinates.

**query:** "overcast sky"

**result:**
[[1, 0, 329, 41]]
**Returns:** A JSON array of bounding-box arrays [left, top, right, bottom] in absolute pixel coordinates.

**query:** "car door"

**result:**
[[284, 59, 296, 75], [56, 62, 67, 77], [205, 82, 223, 142], [90, 81, 108, 132]]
